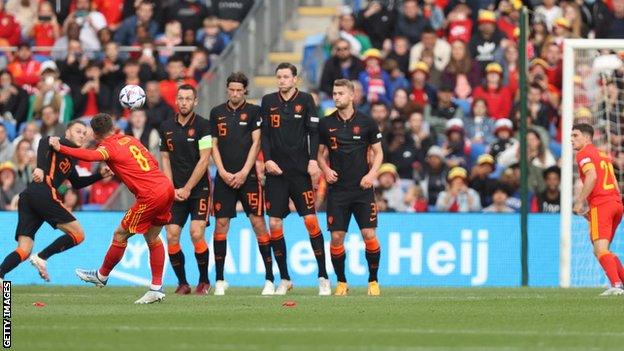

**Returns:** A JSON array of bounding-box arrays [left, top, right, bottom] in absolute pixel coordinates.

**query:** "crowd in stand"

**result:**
[[0, 0, 254, 211], [314, 0, 624, 213]]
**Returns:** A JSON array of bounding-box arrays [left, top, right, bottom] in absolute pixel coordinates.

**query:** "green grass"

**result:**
[[8, 286, 624, 350]]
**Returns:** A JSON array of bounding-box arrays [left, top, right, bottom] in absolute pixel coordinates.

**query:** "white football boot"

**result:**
[[274, 279, 293, 295], [261, 280, 275, 296], [134, 288, 165, 304], [318, 277, 331, 296], [29, 254, 50, 282], [214, 280, 229, 296], [599, 287, 624, 296]]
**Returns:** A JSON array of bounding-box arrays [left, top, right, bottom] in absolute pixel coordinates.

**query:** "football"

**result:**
[[119, 84, 146, 110]]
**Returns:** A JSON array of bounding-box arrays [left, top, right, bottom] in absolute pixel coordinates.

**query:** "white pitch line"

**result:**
[[15, 324, 624, 338]]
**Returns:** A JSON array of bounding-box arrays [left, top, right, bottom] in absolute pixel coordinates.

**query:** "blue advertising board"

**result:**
[[0, 213, 561, 287]]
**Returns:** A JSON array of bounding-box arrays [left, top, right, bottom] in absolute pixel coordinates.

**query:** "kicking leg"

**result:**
[[33, 221, 85, 281], [76, 226, 132, 287], [0, 236, 33, 279]]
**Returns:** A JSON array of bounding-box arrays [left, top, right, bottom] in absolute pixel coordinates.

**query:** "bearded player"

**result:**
[[50, 113, 174, 304], [572, 123, 624, 296]]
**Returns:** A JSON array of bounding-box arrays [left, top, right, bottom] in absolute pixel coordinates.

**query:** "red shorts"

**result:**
[[589, 201, 624, 242], [121, 187, 175, 234]]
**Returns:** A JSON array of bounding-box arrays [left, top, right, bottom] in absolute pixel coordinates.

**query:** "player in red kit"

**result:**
[[49, 113, 175, 304], [572, 123, 624, 296]]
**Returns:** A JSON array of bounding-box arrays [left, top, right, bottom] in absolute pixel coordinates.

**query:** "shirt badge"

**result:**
[[188, 128, 195, 137], [295, 104, 303, 113]]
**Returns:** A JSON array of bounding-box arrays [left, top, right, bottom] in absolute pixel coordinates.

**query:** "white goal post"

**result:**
[[561, 39, 624, 288]]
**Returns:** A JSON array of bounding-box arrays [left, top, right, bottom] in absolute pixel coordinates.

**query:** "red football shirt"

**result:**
[[576, 144, 622, 207], [59, 134, 170, 199]]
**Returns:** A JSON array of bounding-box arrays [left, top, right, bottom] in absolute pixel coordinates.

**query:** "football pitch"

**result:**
[[8, 286, 624, 350]]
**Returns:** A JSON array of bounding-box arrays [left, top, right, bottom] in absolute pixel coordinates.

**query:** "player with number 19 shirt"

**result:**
[[260, 63, 330, 296]]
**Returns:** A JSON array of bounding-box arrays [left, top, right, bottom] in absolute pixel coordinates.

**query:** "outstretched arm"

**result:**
[[52, 136, 109, 162]]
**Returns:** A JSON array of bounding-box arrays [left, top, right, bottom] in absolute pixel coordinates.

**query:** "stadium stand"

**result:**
[[0, 0, 620, 215]]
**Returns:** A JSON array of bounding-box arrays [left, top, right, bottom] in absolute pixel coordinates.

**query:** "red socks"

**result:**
[[598, 252, 623, 288], [148, 239, 165, 289], [98, 240, 127, 277]]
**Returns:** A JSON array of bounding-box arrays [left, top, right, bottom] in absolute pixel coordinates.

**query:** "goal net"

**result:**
[[562, 39, 624, 287]]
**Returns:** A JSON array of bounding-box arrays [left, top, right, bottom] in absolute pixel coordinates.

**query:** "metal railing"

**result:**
[[197, 0, 320, 116]]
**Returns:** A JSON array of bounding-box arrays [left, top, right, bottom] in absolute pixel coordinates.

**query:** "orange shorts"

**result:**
[[121, 188, 175, 234], [588, 201, 624, 242]]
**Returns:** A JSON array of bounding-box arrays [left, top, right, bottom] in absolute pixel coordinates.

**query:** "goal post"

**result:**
[[561, 39, 624, 288]]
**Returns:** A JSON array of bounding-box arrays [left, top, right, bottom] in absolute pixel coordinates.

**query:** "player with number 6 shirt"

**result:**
[[159, 84, 213, 296]]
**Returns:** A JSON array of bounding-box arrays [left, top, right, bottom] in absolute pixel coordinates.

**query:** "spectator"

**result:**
[[552, 17, 574, 46], [408, 61, 436, 108], [418, 145, 448, 207], [520, 83, 556, 133], [159, 55, 197, 110], [374, 189, 391, 212], [394, 109, 434, 180], [386, 129, 415, 183], [11, 139, 33, 188], [443, 118, 469, 168], [442, 39, 481, 99], [436, 166, 481, 212], [52, 21, 95, 61], [359, 49, 392, 105], [6, 0, 37, 38], [0, 70, 29, 126], [446, 3, 473, 44], [496, 0, 520, 40], [355, 0, 396, 49], [499, 163, 521, 211], [144, 80, 174, 130], [187, 49, 210, 83], [377, 163, 406, 212], [0, 124, 13, 162], [0, 161, 23, 210], [386, 36, 410, 76], [529, 20, 548, 58], [30, 2, 61, 57], [409, 26, 451, 73], [12, 121, 40, 152], [425, 82, 463, 137], [470, 154, 497, 207], [165, 0, 211, 32], [469, 10, 504, 71], [498, 129, 555, 193], [395, 0, 429, 45], [421, 0, 444, 31], [58, 39, 89, 94], [472, 62, 513, 120], [326, 9, 372, 56], [542, 42, 563, 91], [30, 61, 73, 123], [88, 163, 119, 205], [531, 165, 561, 213], [212, 0, 254, 35], [114, 0, 158, 46], [595, 0, 624, 39], [404, 183, 428, 212], [497, 43, 520, 97], [136, 39, 167, 83], [370, 101, 391, 139], [155, 21, 183, 65], [0, 0, 21, 46], [124, 109, 159, 156], [352, 80, 370, 115], [535, 0, 562, 32], [97, 27, 114, 49], [464, 98, 495, 145], [482, 184, 514, 213], [75, 61, 112, 119], [489, 118, 517, 161], [320, 39, 363, 97], [39, 105, 66, 138], [63, 187, 81, 211], [92, 0, 124, 31], [7, 44, 41, 89], [196, 17, 228, 58], [62, 0, 107, 52], [382, 59, 410, 99], [100, 42, 124, 91], [390, 87, 417, 121]]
